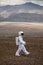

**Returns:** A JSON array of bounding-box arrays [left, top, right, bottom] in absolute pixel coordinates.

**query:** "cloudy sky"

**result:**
[[0, 0, 43, 6]]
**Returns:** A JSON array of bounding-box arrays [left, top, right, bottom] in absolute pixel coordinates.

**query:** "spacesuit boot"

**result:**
[[25, 51, 30, 55], [15, 47, 20, 56], [15, 45, 22, 56], [21, 44, 30, 55], [15, 53, 20, 56], [15, 51, 20, 56]]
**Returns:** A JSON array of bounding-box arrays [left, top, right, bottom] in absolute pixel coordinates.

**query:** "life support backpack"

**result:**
[[16, 37, 19, 45]]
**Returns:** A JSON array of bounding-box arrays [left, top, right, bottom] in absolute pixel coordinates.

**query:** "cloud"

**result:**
[[0, 0, 43, 6], [0, 0, 24, 5]]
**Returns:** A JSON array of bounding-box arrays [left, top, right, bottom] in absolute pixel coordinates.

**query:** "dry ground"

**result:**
[[0, 22, 43, 65], [0, 22, 43, 37], [0, 37, 43, 65]]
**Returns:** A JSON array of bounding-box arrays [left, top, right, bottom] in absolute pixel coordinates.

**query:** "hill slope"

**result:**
[[0, 2, 43, 22]]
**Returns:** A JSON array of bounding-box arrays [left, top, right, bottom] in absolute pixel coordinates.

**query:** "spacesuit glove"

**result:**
[[23, 41, 26, 45]]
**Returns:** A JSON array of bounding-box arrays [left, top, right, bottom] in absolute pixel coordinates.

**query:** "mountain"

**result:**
[[3, 13, 43, 22], [0, 2, 43, 22], [0, 2, 43, 9]]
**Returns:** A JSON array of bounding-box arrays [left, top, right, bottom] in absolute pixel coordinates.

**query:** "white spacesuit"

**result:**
[[15, 31, 30, 56]]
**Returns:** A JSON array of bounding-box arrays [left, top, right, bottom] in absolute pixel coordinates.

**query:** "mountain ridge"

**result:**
[[0, 2, 43, 22]]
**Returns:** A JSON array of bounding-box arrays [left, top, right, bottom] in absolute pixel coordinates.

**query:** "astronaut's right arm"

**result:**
[[19, 36, 26, 45]]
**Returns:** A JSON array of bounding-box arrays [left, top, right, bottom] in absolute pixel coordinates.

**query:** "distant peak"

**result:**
[[23, 2, 40, 6], [25, 2, 33, 4]]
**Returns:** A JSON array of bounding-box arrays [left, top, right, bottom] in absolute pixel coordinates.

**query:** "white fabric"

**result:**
[[15, 31, 29, 56], [18, 36, 26, 45], [16, 37, 19, 45], [16, 44, 29, 56]]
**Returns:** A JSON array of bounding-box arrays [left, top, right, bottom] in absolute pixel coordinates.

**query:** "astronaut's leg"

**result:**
[[22, 45, 30, 55], [15, 45, 22, 56]]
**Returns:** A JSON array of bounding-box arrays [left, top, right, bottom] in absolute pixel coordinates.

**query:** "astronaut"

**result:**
[[15, 31, 30, 56]]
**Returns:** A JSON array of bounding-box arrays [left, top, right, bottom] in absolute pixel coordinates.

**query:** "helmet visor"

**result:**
[[21, 33, 24, 35]]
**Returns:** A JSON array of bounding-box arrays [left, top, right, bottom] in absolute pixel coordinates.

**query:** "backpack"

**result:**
[[16, 37, 19, 45]]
